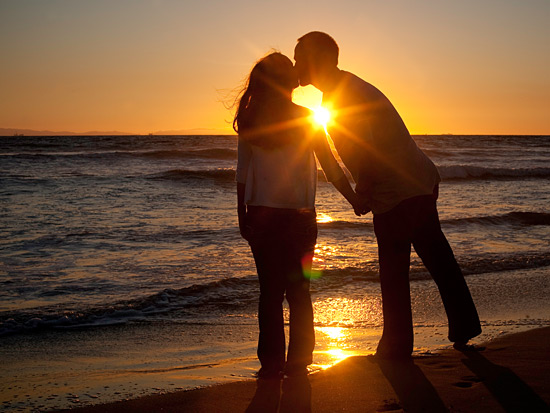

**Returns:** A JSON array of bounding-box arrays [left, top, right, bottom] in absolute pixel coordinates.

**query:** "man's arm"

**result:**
[[312, 130, 369, 216]]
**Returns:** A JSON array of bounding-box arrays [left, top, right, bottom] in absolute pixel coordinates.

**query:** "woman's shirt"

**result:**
[[236, 127, 345, 210]]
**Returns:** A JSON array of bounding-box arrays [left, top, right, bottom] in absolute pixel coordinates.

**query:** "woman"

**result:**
[[234, 52, 361, 379]]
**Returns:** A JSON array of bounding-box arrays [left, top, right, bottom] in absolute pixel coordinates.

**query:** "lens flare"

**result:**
[[302, 253, 322, 280], [313, 107, 331, 128]]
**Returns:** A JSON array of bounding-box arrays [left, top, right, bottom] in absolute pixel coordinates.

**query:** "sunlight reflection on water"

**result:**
[[313, 297, 383, 327], [316, 212, 333, 224]]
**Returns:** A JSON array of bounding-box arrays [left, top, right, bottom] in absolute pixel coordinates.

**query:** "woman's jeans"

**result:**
[[246, 206, 317, 371]]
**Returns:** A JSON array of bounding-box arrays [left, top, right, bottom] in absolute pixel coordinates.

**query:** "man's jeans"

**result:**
[[373, 194, 481, 357], [246, 206, 317, 371]]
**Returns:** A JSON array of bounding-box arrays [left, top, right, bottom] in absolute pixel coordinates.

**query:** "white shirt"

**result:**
[[236, 132, 344, 210]]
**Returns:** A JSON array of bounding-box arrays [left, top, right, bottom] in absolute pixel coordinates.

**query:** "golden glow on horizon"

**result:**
[[2, 3, 548, 135]]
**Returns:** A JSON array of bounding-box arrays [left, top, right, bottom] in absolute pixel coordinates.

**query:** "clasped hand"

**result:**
[[352, 193, 371, 216]]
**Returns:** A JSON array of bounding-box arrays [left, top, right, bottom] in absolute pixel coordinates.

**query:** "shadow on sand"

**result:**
[[245, 375, 311, 413], [376, 349, 549, 413], [458, 349, 549, 412], [374, 357, 448, 413]]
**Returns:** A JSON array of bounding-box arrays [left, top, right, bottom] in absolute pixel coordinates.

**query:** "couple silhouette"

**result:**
[[234, 31, 481, 380]]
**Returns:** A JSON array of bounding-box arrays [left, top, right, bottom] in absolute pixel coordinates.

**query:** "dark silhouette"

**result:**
[[294, 32, 481, 359], [458, 348, 550, 412], [245, 379, 281, 413], [374, 358, 448, 412], [245, 376, 312, 413], [280, 375, 312, 413], [234, 52, 362, 379]]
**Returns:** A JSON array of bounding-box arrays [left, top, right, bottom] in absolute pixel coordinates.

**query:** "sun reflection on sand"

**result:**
[[311, 298, 383, 370], [313, 326, 355, 369]]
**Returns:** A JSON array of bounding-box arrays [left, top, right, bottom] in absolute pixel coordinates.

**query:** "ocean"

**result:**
[[1, 134, 549, 411]]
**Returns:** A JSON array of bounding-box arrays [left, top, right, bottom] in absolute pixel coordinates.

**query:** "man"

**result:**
[[294, 31, 481, 359]]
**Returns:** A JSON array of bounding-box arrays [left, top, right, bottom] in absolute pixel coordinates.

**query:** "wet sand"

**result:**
[[63, 327, 550, 413]]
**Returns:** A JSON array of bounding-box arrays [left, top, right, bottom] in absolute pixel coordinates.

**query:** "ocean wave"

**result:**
[[0, 276, 259, 336], [320, 212, 550, 231], [443, 212, 550, 227], [5, 212, 547, 255], [147, 168, 236, 182], [2, 251, 549, 336], [0, 148, 238, 161], [438, 165, 550, 180], [136, 148, 237, 160], [144, 164, 550, 184], [421, 148, 455, 158]]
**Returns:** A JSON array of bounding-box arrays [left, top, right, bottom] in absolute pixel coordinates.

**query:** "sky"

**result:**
[[1, 0, 549, 135]]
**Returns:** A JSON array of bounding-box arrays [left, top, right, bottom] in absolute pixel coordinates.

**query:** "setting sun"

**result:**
[[313, 107, 331, 128], [291, 85, 332, 130]]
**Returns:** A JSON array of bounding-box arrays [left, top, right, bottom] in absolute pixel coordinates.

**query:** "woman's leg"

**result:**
[[285, 212, 316, 372], [247, 207, 287, 373], [285, 253, 315, 371], [251, 243, 286, 373]]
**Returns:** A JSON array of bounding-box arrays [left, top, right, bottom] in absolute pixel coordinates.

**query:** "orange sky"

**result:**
[[1, 0, 549, 135]]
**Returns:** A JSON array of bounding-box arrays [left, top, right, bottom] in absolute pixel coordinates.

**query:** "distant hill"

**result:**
[[0, 128, 132, 136], [0, 127, 234, 136]]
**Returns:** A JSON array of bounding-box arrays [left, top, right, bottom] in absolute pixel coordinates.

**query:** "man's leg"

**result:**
[[374, 208, 415, 358], [412, 198, 481, 343]]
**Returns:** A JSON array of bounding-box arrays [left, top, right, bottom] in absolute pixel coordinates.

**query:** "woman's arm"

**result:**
[[236, 137, 252, 239], [237, 182, 249, 240]]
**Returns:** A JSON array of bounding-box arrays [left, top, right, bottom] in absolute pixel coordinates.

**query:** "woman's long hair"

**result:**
[[233, 52, 301, 148]]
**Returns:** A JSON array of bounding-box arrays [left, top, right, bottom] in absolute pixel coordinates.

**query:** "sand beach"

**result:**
[[60, 327, 550, 413]]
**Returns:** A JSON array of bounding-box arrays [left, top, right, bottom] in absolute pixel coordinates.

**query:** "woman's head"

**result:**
[[233, 52, 298, 134], [248, 52, 298, 98]]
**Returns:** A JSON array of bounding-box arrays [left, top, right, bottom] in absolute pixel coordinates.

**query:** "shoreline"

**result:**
[[1, 267, 548, 412], [60, 327, 550, 413], [2, 265, 549, 412]]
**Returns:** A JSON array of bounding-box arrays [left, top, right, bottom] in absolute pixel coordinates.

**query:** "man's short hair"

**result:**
[[296, 31, 339, 67]]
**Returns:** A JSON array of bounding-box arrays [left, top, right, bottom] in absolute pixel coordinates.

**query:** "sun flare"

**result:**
[[292, 85, 332, 130], [313, 107, 331, 128]]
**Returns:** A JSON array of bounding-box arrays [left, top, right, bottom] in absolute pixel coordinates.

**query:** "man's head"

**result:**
[[294, 31, 339, 88]]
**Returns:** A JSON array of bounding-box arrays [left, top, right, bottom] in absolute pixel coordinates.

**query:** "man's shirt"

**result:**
[[324, 71, 441, 214]]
